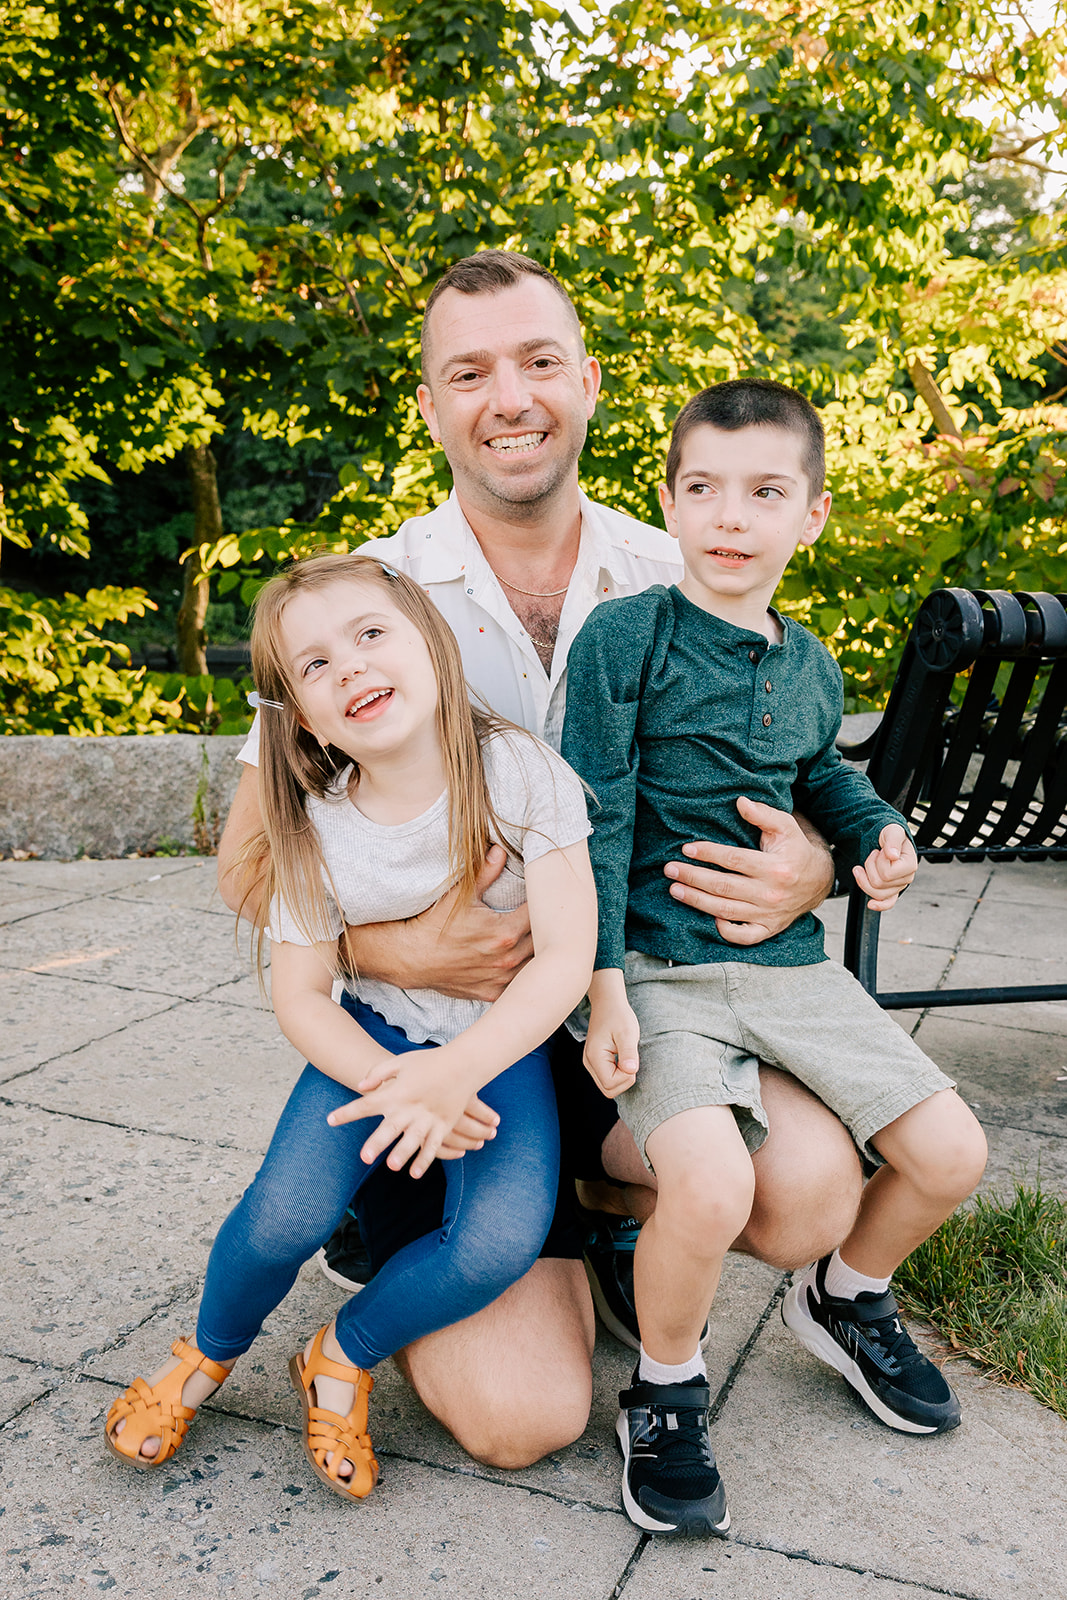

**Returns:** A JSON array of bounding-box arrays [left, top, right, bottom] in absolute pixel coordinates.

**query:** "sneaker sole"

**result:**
[[615, 1413, 731, 1537], [314, 1246, 367, 1295], [781, 1284, 958, 1436]]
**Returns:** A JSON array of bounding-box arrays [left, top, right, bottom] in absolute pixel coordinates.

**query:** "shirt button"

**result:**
[[748, 649, 758, 663], [765, 679, 773, 693], [762, 712, 772, 727]]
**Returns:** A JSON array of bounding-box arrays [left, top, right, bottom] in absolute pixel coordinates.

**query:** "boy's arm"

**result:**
[[560, 606, 648, 974]]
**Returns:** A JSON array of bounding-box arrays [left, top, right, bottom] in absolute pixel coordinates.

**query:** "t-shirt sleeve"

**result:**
[[484, 731, 592, 864], [238, 712, 261, 766], [267, 883, 345, 947]]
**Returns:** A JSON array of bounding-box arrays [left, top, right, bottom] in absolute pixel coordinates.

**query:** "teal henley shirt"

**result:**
[[560, 585, 906, 973]]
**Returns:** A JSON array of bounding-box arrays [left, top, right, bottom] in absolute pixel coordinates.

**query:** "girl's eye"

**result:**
[[302, 657, 327, 677], [360, 626, 384, 643]]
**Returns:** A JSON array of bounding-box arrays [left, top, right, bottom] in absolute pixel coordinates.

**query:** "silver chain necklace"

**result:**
[[495, 572, 571, 598]]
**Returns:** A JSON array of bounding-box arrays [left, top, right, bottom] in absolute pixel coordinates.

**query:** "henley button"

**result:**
[[748, 649, 758, 663], [765, 679, 772, 692], [762, 712, 772, 727]]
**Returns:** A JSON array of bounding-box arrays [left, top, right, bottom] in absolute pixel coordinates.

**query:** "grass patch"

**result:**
[[896, 1182, 1067, 1421]]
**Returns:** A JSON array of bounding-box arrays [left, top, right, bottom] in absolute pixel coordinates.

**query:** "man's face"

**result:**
[[417, 277, 601, 519], [658, 423, 831, 622]]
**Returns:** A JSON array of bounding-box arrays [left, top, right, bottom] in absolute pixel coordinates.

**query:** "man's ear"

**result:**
[[416, 382, 441, 444], [799, 489, 832, 548], [582, 355, 602, 418], [658, 481, 679, 538]]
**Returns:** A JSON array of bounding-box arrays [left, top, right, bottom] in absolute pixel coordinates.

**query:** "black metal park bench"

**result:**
[[838, 587, 1067, 1010]]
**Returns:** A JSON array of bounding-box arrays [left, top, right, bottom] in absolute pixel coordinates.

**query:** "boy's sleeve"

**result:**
[[561, 601, 653, 972], [794, 652, 910, 880]]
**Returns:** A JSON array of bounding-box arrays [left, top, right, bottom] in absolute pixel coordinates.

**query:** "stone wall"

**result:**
[[0, 735, 246, 858]]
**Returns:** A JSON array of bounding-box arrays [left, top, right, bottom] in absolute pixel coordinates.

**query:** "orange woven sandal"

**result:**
[[289, 1325, 379, 1501], [105, 1337, 231, 1469]]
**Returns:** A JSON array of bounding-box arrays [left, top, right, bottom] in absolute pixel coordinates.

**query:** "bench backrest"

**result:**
[[864, 589, 1067, 862]]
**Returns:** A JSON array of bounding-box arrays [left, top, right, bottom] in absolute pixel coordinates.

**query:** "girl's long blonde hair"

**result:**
[[241, 550, 512, 977]]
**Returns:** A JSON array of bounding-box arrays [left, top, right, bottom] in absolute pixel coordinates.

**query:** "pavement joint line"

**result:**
[[923, 866, 996, 1021], [0, 1005, 187, 1087], [608, 1531, 649, 1597], [709, 1270, 790, 1426], [733, 1534, 998, 1599], [0, 962, 226, 1003], [0, 1382, 64, 1432], [0, 1093, 264, 1154], [373, 1446, 624, 1513]]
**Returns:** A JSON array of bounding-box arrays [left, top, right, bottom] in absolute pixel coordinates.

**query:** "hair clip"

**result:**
[[379, 561, 399, 578], [247, 690, 284, 710]]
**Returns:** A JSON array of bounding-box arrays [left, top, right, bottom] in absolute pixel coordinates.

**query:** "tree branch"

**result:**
[[906, 356, 962, 440]]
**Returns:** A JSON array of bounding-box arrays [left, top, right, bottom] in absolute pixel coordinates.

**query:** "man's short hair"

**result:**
[[665, 379, 826, 498], [420, 250, 584, 372]]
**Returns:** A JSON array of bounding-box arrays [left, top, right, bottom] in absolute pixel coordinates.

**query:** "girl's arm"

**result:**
[[329, 838, 598, 1177], [269, 940, 500, 1158]]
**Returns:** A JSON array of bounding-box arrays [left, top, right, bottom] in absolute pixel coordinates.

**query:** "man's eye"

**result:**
[[452, 369, 481, 384], [529, 357, 557, 370]]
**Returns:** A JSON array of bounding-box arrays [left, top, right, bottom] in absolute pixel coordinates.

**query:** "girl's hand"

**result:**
[[584, 971, 640, 1100], [853, 824, 918, 911], [327, 1058, 498, 1178], [438, 1097, 502, 1160]]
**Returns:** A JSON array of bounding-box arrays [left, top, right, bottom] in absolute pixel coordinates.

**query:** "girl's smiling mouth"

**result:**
[[346, 688, 394, 719]]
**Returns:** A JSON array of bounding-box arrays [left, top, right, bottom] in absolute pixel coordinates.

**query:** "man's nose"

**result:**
[[489, 360, 533, 417]]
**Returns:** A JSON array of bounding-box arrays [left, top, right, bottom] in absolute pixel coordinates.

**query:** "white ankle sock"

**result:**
[[822, 1249, 891, 1301], [638, 1345, 706, 1386]]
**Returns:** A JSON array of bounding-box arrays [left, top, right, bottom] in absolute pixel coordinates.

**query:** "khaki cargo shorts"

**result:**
[[618, 951, 955, 1171]]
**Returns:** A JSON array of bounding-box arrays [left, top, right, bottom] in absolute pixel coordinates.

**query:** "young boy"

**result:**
[[560, 379, 987, 1539]]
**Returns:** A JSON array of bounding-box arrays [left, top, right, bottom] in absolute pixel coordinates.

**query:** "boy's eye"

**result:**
[[755, 485, 783, 500]]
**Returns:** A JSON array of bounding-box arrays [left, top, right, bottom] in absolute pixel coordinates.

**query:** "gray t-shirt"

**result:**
[[269, 729, 591, 1044]]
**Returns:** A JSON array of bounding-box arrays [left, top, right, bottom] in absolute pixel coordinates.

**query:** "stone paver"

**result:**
[[1, 855, 1065, 1600]]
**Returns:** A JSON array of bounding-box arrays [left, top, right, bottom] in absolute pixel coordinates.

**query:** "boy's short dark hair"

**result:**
[[421, 250, 584, 371], [665, 379, 825, 498]]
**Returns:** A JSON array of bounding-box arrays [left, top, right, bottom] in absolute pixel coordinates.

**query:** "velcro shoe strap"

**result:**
[[838, 1290, 900, 1324], [619, 1382, 710, 1410]]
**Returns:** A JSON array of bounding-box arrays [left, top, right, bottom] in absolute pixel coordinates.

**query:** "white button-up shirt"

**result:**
[[240, 489, 682, 760]]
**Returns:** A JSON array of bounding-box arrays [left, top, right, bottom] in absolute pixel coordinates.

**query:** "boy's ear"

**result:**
[[658, 481, 679, 538], [799, 490, 832, 548]]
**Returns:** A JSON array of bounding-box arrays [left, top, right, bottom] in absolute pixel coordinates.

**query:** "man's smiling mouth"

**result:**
[[486, 432, 547, 455]]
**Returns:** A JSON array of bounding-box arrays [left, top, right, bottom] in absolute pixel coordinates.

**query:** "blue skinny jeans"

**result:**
[[195, 998, 559, 1369]]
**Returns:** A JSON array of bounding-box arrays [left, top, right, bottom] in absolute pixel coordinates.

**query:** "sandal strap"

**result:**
[[306, 1411, 375, 1479], [295, 1326, 375, 1395], [170, 1337, 231, 1388]]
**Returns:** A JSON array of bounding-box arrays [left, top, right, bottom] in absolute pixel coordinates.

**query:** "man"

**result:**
[[219, 251, 863, 1468]]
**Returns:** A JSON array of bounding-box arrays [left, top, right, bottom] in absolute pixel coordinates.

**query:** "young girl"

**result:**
[[105, 552, 597, 1500]]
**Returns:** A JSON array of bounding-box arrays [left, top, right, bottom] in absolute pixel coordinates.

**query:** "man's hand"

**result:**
[[853, 824, 917, 911], [343, 844, 534, 1001], [663, 795, 835, 947], [583, 969, 640, 1099]]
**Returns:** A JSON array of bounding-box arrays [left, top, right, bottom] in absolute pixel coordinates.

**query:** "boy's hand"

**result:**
[[853, 824, 917, 911], [584, 969, 640, 1099]]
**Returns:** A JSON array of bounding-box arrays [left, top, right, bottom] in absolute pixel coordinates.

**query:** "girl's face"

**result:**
[[279, 578, 441, 769]]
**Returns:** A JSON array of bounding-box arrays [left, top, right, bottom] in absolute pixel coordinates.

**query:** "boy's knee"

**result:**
[[660, 1165, 754, 1248]]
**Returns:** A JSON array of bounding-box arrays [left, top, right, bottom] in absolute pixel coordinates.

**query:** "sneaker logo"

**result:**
[[666, 1414, 678, 1431]]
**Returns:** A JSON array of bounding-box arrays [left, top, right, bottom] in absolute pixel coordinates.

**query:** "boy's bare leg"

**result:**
[[836, 1089, 987, 1276], [393, 1258, 594, 1470], [782, 1088, 986, 1435], [637, 1108, 755, 1362], [587, 1067, 864, 1269]]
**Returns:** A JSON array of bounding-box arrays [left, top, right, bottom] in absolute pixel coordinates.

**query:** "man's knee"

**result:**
[[395, 1259, 595, 1470], [733, 1067, 863, 1270]]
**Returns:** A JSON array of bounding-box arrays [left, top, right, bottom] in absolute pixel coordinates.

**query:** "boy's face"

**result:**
[[659, 423, 831, 627]]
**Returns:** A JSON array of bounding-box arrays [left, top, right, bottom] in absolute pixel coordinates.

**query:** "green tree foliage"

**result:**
[[3, 0, 1066, 733]]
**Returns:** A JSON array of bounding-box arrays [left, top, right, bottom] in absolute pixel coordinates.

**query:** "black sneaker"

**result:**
[[581, 1208, 711, 1353], [781, 1255, 961, 1435], [581, 1209, 641, 1350], [315, 1209, 374, 1293], [616, 1372, 730, 1536]]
